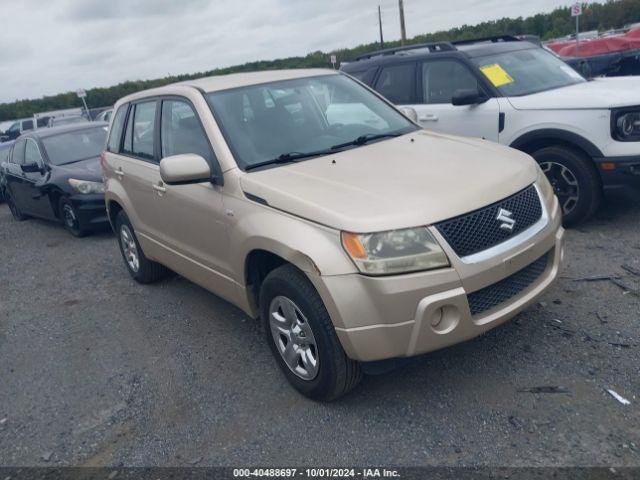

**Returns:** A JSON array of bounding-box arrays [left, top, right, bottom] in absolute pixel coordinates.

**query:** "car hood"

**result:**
[[507, 77, 640, 110], [54, 156, 102, 181], [239, 131, 538, 232]]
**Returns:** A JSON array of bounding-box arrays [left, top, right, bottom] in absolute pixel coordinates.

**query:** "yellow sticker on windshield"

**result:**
[[480, 64, 514, 87]]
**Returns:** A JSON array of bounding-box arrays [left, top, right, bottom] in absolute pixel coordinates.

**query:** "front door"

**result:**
[[155, 98, 233, 296], [414, 59, 501, 141], [22, 138, 54, 219]]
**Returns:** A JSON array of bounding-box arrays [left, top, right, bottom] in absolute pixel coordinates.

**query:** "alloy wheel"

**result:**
[[540, 161, 580, 215], [269, 295, 319, 381], [120, 225, 140, 273], [62, 203, 77, 229]]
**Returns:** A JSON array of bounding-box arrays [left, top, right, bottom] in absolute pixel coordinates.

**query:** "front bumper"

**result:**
[[68, 194, 109, 230], [595, 155, 640, 190], [312, 195, 565, 362]]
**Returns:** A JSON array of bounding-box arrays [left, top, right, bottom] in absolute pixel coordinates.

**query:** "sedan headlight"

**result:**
[[68, 178, 105, 194], [612, 108, 640, 142], [341, 227, 449, 275]]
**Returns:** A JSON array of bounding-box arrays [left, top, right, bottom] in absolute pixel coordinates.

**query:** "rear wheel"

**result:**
[[6, 191, 28, 221], [115, 210, 168, 284], [59, 198, 88, 237], [259, 264, 362, 401], [532, 146, 602, 227]]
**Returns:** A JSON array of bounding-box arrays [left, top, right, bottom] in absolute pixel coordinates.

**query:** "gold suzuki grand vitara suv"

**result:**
[[103, 69, 564, 401]]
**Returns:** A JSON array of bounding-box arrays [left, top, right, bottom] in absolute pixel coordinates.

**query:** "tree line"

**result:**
[[1, 0, 639, 122]]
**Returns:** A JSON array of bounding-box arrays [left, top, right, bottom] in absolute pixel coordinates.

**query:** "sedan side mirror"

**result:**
[[159, 154, 212, 185], [21, 163, 42, 173], [452, 88, 489, 106], [398, 106, 419, 123]]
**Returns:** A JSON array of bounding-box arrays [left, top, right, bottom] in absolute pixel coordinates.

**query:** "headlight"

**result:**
[[612, 109, 640, 141], [68, 178, 105, 194], [341, 227, 449, 275]]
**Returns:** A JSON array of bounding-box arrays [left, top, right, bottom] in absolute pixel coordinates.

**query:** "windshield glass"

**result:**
[[472, 48, 586, 97], [41, 126, 108, 165], [206, 74, 417, 170]]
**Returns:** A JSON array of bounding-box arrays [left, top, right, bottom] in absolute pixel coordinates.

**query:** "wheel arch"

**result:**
[[510, 128, 604, 160], [242, 245, 323, 318]]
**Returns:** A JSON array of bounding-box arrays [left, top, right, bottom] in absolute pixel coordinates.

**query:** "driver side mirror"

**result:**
[[159, 154, 212, 185], [451, 88, 489, 106], [21, 163, 42, 173]]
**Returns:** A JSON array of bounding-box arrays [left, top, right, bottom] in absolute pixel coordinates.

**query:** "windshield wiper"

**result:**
[[330, 132, 402, 150], [244, 150, 334, 171]]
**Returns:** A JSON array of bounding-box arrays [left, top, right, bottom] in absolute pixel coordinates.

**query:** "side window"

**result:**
[[421, 60, 480, 104], [12, 139, 26, 165], [24, 140, 43, 165], [160, 100, 212, 162], [346, 67, 378, 86], [374, 63, 416, 105], [123, 101, 156, 160], [107, 104, 128, 152], [22, 120, 34, 131]]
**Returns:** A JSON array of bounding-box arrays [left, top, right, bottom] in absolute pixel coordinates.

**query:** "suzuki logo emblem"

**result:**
[[496, 208, 516, 232]]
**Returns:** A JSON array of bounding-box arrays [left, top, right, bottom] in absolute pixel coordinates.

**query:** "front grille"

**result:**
[[435, 185, 542, 257], [467, 252, 549, 316]]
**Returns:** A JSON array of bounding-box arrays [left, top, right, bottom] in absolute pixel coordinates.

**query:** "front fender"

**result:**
[[226, 197, 358, 282]]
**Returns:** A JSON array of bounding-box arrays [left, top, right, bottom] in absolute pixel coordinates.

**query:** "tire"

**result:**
[[115, 210, 168, 284], [259, 264, 362, 401], [59, 198, 89, 237], [532, 146, 602, 227], [6, 191, 28, 221]]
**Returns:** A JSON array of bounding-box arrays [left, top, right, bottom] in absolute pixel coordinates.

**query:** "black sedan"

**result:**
[[2, 123, 109, 237]]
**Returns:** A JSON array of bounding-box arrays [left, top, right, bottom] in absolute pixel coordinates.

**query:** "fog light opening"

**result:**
[[430, 305, 460, 334], [430, 308, 443, 327]]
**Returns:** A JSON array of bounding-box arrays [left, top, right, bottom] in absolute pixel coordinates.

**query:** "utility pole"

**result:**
[[398, 0, 407, 46], [378, 5, 384, 49]]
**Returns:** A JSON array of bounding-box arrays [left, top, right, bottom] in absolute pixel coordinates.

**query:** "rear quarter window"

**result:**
[[106, 104, 128, 152]]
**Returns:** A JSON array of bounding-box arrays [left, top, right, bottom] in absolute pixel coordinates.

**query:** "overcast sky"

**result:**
[[0, 0, 569, 104]]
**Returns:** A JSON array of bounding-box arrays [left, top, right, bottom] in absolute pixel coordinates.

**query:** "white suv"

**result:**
[[342, 36, 640, 225]]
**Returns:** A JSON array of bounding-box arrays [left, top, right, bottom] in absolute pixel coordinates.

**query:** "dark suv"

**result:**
[[342, 36, 640, 226]]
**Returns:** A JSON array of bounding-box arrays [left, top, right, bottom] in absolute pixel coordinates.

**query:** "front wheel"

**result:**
[[59, 198, 88, 237], [533, 146, 602, 227], [259, 264, 362, 401]]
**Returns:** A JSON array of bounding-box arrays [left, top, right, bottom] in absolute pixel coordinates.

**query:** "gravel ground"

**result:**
[[0, 191, 638, 468]]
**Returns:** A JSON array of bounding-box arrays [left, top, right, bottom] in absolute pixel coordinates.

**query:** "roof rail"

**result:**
[[355, 42, 456, 61], [452, 35, 521, 46]]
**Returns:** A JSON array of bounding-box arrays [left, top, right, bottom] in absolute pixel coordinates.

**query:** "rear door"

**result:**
[[413, 58, 501, 141], [116, 100, 167, 244]]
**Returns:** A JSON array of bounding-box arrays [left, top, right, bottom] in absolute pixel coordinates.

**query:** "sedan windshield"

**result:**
[[41, 126, 108, 165], [206, 74, 418, 170], [472, 48, 586, 97]]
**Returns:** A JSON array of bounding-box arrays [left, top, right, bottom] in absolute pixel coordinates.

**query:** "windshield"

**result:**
[[472, 48, 586, 97], [206, 74, 417, 170], [41, 126, 108, 165]]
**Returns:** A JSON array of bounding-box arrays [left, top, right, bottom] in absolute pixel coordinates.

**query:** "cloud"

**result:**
[[0, 0, 568, 103]]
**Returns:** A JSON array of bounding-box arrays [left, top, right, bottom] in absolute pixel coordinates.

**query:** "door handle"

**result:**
[[114, 167, 125, 178], [419, 114, 439, 122], [152, 183, 166, 195]]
